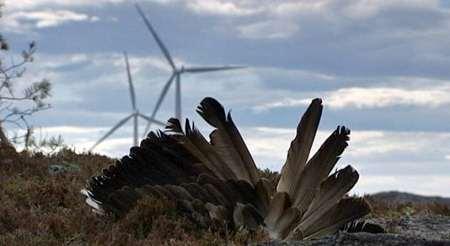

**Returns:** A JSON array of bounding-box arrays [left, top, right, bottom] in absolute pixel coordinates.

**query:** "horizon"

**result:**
[[1, 0, 449, 197]]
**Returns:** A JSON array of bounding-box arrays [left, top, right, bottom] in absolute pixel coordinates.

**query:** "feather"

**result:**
[[83, 96, 377, 240], [265, 192, 291, 237], [255, 178, 271, 216], [197, 173, 235, 208], [342, 220, 385, 234], [181, 183, 213, 203], [196, 97, 259, 185], [299, 165, 359, 229], [165, 185, 195, 201], [289, 197, 371, 240], [233, 203, 264, 230], [292, 126, 351, 211], [205, 203, 228, 223], [202, 183, 229, 206], [166, 118, 237, 181], [277, 99, 323, 196], [274, 207, 301, 239]]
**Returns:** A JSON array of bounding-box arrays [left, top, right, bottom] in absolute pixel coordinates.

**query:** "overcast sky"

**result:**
[[1, 0, 450, 196]]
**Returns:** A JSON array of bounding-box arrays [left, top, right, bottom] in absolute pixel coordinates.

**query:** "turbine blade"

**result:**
[[142, 73, 175, 136], [90, 114, 134, 151], [124, 52, 137, 111], [138, 113, 166, 126], [135, 3, 176, 70], [175, 74, 181, 120], [184, 66, 245, 73]]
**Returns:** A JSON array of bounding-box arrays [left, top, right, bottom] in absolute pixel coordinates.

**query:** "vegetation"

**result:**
[[366, 195, 450, 219], [1, 149, 449, 245], [0, 3, 51, 149], [0, 149, 272, 245]]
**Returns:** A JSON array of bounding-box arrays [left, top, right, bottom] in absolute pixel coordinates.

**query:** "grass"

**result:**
[[0, 148, 268, 245], [1, 147, 448, 245], [366, 195, 450, 219]]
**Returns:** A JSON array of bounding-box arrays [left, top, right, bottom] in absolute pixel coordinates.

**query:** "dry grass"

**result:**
[[366, 195, 450, 219], [0, 148, 269, 245], [1, 148, 449, 245]]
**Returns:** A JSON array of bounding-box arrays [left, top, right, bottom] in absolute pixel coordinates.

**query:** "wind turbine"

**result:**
[[135, 3, 245, 137], [90, 52, 166, 151]]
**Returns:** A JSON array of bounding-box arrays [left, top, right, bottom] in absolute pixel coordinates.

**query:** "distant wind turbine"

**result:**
[[90, 52, 166, 151], [135, 3, 245, 137]]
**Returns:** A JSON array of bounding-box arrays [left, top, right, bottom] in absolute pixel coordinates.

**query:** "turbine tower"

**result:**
[[135, 3, 245, 136], [90, 52, 166, 151]]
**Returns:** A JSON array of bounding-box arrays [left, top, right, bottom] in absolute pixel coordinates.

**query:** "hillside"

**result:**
[[1, 148, 449, 245], [369, 191, 450, 206]]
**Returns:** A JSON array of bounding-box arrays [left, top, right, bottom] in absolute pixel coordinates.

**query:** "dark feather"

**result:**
[[83, 97, 374, 241], [292, 126, 351, 211], [277, 98, 323, 197], [342, 220, 385, 234], [197, 97, 259, 185]]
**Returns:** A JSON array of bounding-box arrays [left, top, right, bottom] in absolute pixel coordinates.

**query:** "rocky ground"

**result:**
[[259, 231, 450, 246], [260, 204, 450, 245], [372, 214, 450, 241]]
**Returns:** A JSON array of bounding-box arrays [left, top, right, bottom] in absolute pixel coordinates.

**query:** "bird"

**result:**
[[82, 97, 380, 240]]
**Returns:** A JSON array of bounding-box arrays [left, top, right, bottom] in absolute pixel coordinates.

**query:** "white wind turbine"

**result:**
[[90, 52, 166, 151], [135, 3, 245, 137]]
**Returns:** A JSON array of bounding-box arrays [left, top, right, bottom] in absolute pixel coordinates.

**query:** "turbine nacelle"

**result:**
[[90, 53, 165, 151], [136, 3, 246, 137], [176, 66, 185, 74]]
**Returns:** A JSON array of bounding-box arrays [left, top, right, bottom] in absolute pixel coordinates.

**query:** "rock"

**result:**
[[48, 162, 81, 175], [258, 215, 450, 245], [258, 232, 450, 246], [371, 215, 450, 241]]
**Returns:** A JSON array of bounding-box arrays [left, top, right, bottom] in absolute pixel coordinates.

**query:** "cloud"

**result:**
[[33, 125, 450, 173], [338, 0, 441, 20], [237, 20, 300, 39], [328, 86, 450, 108], [185, 0, 261, 16], [272, 1, 329, 16], [23, 124, 450, 196], [243, 127, 450, 168], [183, 0, 329, 17], [4, 0, 124, 11], [3, 10, 99, 32], [16, 125, 144, 156], [255, 85, 450, 111], [3, 0, 182, 12]]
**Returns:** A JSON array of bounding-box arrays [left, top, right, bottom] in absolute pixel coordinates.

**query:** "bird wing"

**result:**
[[299, 165, 359, 231], [166, 118, 237, 181], [276, 98, 323, 196], [196, 97, 259, 186], [289, 197, 371, 240], [291, 126, 351, 211]]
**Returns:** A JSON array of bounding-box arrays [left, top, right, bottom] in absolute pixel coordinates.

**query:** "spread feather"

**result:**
[[83, 97, 377, 240], [197, 97, 259, 185], [277, 98, 322, 197]]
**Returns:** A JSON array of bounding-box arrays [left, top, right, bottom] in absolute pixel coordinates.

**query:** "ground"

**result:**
[[1, 148, 449, 245]]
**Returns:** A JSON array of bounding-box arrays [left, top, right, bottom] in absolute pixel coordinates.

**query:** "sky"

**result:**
[[1, 0, 450, 196]]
